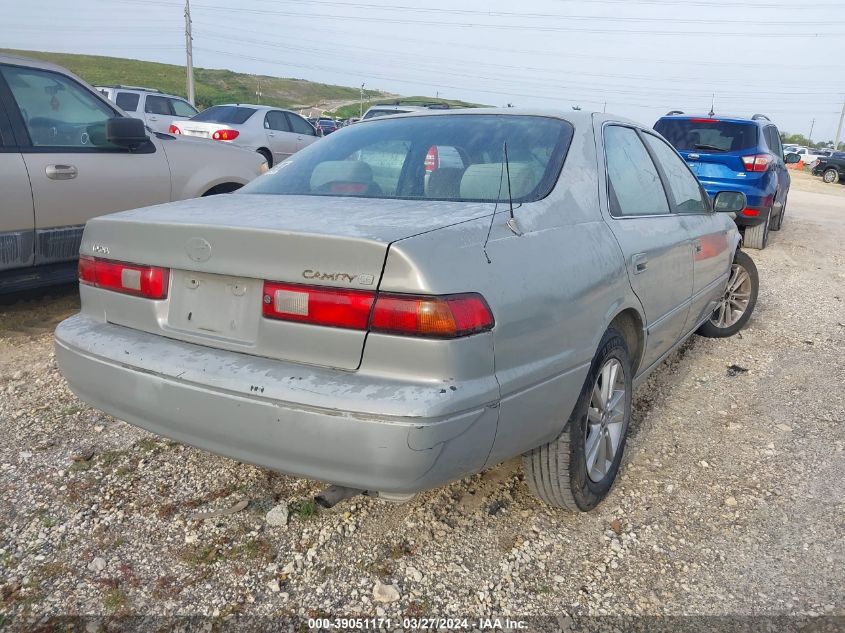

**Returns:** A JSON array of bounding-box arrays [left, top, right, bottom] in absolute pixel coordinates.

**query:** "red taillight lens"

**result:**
[[168, 124, 181, 134], [690, 118, 719, 123], [742, 154, 772, 172], [370, 293, 494, 338], [424, 145, 439, 172], [741, 208, 760, 217], [262, 281, 375, 330], [78, 256, 169, 299], [212, 129, 239, 141]]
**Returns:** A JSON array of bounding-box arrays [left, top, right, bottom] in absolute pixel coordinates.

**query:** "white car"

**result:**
[[169, 104, 319, 167], [789, 146, 823, 164], [96, 86, 199, 134]]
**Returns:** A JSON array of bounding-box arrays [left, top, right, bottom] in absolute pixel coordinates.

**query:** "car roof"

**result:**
[[657, 113, 775, 126], [359, 107, 629, 128], [211, 103, 295, 113]]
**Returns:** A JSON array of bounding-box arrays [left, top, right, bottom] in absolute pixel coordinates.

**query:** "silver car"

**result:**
[[96, 85, 199, 135], [170, 104, 319, 167], [55, 110, 758, 510]]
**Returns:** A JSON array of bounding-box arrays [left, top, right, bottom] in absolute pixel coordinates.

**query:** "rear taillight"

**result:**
[[690, 118, 719, 123], [741, 208, 760, 217], [261, 282, 494, 338], [424, 145, 439, 172], [263, 282, 374, 330], [742, 154, 772, 172], [79, 256, 169, 299], [168, 124, 181, 134], [371, 293, 494, 338], [212, 129, 239, 141]]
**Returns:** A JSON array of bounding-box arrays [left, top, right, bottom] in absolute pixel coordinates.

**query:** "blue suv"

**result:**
[[654, 112, 794, 249]]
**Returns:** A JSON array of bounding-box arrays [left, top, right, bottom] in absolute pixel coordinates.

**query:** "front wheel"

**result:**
[[697, 250, 759, 338], [823, 168, 839, 184], [743, 213, 769, 249], [523, 327, 632, 511]]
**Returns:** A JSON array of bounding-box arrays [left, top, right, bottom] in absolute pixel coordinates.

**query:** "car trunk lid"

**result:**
[[80, 194, 492, 369]]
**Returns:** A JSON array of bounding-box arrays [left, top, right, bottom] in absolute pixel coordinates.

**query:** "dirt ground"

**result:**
[[0, 171, 843, 629]]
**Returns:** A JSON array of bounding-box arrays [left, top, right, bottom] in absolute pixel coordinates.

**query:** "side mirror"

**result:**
[[784, 152, 802, 164], [106, 117, 149, 149], [713, 191, 747, 213]]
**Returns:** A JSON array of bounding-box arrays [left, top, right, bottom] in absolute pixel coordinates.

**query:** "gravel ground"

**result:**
[[1, 171, 843, 629]]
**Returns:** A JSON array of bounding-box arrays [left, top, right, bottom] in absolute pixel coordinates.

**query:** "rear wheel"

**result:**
[[769, 192, 786, 231], [523, 327, 632, 511], [257, 148, 273, 168], [743, 212, 769, 249], [697, 250, 758, 338], [823, 168, 839, 184]]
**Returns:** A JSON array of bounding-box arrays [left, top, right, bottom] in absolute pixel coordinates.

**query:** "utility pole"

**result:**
[[603, 101, 607, 113], [184, 0, 195, 106], [255, 78, 262, 104], [835, 97, 845, 150], [808, 118, 815, 144], [359, 83, 365, 118], [709, 93, 716, 117]]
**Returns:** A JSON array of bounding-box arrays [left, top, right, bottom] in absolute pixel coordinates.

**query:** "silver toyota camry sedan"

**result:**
[[55, 109, 758, 511]]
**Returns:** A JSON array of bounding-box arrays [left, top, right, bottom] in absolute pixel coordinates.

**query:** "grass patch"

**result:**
[[98, 449, 127, 467], [103, 588, 128, 613], [69, 460, 92, 472], [292, 500, 317, 520], [135, 438, 159, 453], [232, 538, 273, 562], [59, 405, 85, 416], [180, 544, 221, 566]]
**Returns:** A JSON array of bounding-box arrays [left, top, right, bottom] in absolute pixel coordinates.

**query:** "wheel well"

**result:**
[[257, 147, 273, 167], [609, 309, 645, 375], [202, 182, 243, 196]]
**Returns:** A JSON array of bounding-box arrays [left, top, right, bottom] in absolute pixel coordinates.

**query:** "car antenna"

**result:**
[[482, 141, 522, 263], [503, 141, 522, 237]]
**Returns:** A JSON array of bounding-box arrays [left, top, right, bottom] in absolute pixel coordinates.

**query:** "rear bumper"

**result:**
[[54, 315, 499, 494]]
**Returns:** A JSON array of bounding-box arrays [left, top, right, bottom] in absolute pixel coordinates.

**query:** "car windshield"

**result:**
[[191, 105, 256, 124], [654, 119, 758, 153], [362, 108, 412, 120], [241, 114, 573, 203]]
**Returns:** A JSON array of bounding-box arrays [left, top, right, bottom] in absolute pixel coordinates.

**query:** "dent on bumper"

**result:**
[[54, 315, 499, 493]]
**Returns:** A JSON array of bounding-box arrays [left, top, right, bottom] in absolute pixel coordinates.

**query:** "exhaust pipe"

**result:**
[[314, 485, 365, 509]]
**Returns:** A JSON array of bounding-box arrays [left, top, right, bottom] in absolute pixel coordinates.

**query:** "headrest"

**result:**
[[460, 163, 538, 200], [426, 167, 465, 198], [311, 161, 373, 190]]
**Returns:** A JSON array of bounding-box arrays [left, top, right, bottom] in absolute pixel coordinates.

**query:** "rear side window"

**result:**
[[605, 126, 670, 217], [763, 126, 783, 155], [115, 92, 139, 112], [241, 114, 573, 203], [642, 133, 708, 214], [287, 112, 316, 136], [144, 95, 172, 115], [654, 118, 758, 153], [192, 105, 256, 124], [264, 111, 290, 131]]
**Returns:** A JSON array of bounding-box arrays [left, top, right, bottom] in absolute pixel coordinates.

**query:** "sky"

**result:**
[[4, 0, 845, 141]]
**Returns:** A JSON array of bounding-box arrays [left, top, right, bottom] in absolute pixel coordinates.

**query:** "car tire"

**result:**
[[769, 192, 786, 231], [823, 168, 839, 184], [257, 148, 273, 168], [743, 212, 769, 249], [696, 250, 759, 339], [523, 327, 632, 511]]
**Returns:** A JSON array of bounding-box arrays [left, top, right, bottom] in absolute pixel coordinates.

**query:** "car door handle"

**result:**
[[693, 239, 703, 253], [267, 132, 275, 137], [148, 116, 158, 121], [45, 164, 78, 180], [632, 253, 648, 274]]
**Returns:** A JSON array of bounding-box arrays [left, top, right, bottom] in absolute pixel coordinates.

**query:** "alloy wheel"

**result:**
[[711, 262, 752, 329], [584, 358, 627, 483]]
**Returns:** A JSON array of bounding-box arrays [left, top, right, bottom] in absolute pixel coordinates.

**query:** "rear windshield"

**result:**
[[191, 105, 256, 124], [654, 119, 758, 153], [240, 114, 573, 203], [362, 108, 412, 120]]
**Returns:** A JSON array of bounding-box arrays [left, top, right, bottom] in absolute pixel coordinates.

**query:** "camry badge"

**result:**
[[186, 237, 212, 262]]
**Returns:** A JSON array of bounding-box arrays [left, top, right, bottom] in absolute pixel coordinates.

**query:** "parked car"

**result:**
[[96, 85, 198, 134], [654, 112, 798, 249], [792, 146, 825, 164], [55, 109, 757, 511], [811, 152, 845, 183], [361, 104, 443, 121], [315, 118, 339, 135], [168, 104, 319, 167], [0, 54, 267, 292]]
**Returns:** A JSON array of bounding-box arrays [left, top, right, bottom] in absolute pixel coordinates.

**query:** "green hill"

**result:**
[[1, 49, 482, 115]]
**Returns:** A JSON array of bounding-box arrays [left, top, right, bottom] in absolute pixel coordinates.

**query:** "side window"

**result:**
[[766, 127, 783, 157], [604, 125, 670, 217], [0, 65, 118, 148], [115, 92, 139, 112], [144, 95, 172, 115], [286, 112, 316, 136], [352, 140, 410, 196], [264, 111, 290, 132], [170, 98, 197, 118], [642, 133, 709, 214]]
